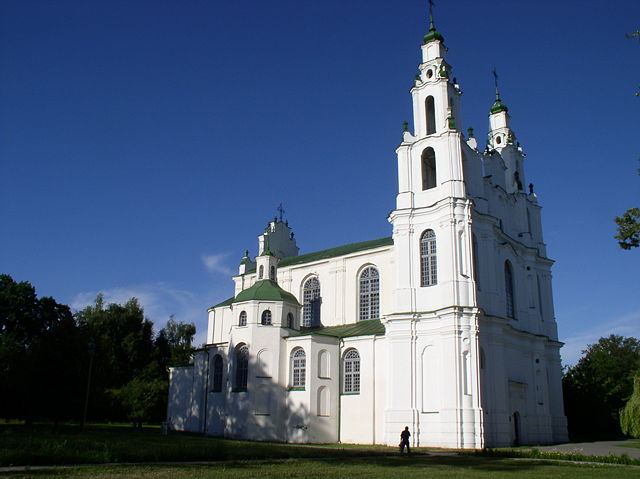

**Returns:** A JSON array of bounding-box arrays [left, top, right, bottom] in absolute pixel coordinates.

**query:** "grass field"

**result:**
[[1, 424, 639, 479], [3, 456, 640, 479]]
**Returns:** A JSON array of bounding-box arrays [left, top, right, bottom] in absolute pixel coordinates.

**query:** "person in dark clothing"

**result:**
[[399, 426, 411, 455]]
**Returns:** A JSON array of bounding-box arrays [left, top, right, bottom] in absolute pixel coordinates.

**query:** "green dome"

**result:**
[[423, 17, 444, 44], [490, 100, 509, 114], [233, 280, 301, 306], [490, 88, 509, 114]]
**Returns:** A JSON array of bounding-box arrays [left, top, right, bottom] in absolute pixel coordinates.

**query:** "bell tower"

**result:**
[[385, 7, 483, 449]]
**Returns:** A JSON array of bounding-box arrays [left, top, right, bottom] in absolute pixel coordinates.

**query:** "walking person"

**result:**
[[399, 426, 411, 455]]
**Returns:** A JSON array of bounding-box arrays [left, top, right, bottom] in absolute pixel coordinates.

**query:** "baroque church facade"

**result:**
[[167, 15, 568, 448]]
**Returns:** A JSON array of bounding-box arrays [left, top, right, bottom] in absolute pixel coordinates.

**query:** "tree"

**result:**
[[620, 371, 640, 438], [615, 207, 640, 250], [0, 274, 84, 423], [156, 315, 196, 369], [75, 295, 156, 421], [563, 335, 640, 439]]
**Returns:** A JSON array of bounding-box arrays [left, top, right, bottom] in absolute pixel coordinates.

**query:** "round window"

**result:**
[[426, 69, 433, 79], [496, 136, 502, 145]]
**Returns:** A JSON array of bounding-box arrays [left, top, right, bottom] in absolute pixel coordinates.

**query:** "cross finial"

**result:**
[[492, 67, 501, 100], [277, 203, 285, 223], [428, 0, 436, 30]]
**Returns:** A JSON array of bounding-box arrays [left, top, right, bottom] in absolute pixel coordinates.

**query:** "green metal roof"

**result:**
[[490, 88, 509, 114], [278, 237, 393, 268], [233, 279, 301, 306], [210, 296, 234, 309], [490, 100, 509, 114], [295, 319, 385, 339], [423, 16, 444, 44]]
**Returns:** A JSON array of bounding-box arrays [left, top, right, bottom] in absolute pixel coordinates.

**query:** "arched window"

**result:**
[[211, 355, 223, 392], [318, 350, 330, 378], [420, 230, 437, 286], [286, 312, 294, 329], [317, 386, 329, 416], [258, 265, 264, 279], [472, 233, 480, 290], [343, 349, 360, 393], [234, 344, 249, 390], [261, 310, 272, 325], [291, 348, 306, 388], [302, 277, 321, 327], [269, 265, 276, 281], [421, 147, 437, 190], [425, 96, 436, 135], [359, 266, 380, 321], [239, 310, 247, 326], [505, 260, 515, 318]]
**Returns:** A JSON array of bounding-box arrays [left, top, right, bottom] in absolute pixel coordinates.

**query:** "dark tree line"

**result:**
[[563, 335, 640, 440], [0, 274, 195, 425]]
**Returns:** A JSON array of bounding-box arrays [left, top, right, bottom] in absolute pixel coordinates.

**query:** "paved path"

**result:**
[[537, 440, 640, 459]]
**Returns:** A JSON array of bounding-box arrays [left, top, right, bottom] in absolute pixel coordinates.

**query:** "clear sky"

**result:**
[[1, 0, 638, 365]]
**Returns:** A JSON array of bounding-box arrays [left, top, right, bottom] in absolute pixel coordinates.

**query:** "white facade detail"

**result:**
[[167, 14, 568, 448]]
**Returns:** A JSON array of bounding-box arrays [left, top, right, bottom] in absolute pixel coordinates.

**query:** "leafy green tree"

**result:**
[[620, 371, 640, 438], [75, 295, 156, 421], [0, 274, 83, 423], [155, 315, 196, 369], [615, 207, 640, 250], [110, 367, 168, 426], [563, 335, 640, 439]]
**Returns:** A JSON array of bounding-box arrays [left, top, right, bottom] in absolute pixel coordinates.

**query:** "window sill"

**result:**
[[231, 387, 247, 393], [255, 413, 271, 416], [255, 375, 272, 379], [288, 387, 305, 391], [341, 392, 360, 396]]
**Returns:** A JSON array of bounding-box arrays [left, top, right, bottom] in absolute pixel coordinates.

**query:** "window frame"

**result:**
[[211, 354, 223, 392], [420, 229, 438, 287], [302, 277, 321, 327], [233, 344, 249, 392], [342, 348, 361, 394], [358, 266, 380, 321], [238, 310, 247, 327], [261, 309, 272, 326], [290, 347, 307, 389]]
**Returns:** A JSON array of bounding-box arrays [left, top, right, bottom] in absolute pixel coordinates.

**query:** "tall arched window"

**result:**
[[239, 310, 247, 326], [421, 147, 437, 190], [343, 349, 360, 393], [211, 355, 223, 392], [505, 260, 515, 318], [286, 312, 294, 329], [261, 310, 272, 325], [359, 266, 380, 321], [425, 96, 436, 135], [269, 265, 276, 281], [302, 277, 321, 327], [472, 233, 480, 290], [291, 348, 306, 388], [234, 344, 249, 390], [420, 230, 437, 286], [258, 265, 264, 279]]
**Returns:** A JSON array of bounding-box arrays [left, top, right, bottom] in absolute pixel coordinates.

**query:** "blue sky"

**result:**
[[1, 0, 638, 365]]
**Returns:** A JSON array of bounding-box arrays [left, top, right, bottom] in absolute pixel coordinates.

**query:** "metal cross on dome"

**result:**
[[277, 203, 285, 222]]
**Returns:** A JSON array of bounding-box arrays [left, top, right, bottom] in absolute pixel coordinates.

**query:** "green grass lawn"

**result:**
[[2, 456, 639, 479], [0, 424, 391, 467], [618, 440, 640, 450], [1, 424, 639, 479]]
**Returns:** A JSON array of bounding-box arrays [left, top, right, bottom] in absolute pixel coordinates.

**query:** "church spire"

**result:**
[[490, 68, 509, 114], [423, 1, 444, 44]]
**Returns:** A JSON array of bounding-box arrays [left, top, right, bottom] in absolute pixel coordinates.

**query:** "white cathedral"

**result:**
[[167, 13, 568, 449]]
